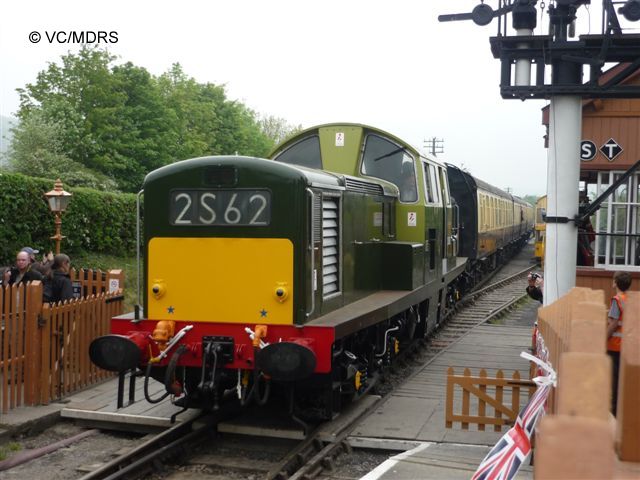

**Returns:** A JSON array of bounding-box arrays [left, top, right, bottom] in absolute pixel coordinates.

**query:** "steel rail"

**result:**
[[469, 265, 536, 299], [78, 412, 218, 480]]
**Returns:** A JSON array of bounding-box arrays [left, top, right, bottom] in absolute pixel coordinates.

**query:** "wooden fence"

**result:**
[[69, 268, 125, 298], [534, 287, 640, 478], [0, 270, 124, 413], [446, 367, 535, 431]]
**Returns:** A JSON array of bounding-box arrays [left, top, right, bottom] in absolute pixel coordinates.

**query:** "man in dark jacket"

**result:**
[[2, 250, 44, 286], [21, 246, 52, 275], [526, 272, 544, 303]]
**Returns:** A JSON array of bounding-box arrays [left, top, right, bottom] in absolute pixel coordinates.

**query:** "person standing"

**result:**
[[20, 247, 53, 275], [2, 250, 44, 286], [43, 254, 74, 304], [607, 270, 632, 415]]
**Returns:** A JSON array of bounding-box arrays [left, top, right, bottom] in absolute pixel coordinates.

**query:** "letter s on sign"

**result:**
[[581, 140, 596, 161]]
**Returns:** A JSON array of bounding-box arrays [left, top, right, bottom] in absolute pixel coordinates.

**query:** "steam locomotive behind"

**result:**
[[89, 123, 533, 419]]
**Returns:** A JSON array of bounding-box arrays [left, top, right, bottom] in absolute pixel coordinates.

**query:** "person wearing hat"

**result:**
[[3, 250, 44, 286], [21, 247, 53, 275], [20, 246, 39, 261]]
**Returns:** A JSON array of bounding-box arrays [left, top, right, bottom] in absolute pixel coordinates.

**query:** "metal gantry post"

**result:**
[[544, 95, 582, 303]]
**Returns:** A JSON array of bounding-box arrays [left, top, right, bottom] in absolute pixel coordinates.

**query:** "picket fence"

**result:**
[[0, 269, 124, 413]]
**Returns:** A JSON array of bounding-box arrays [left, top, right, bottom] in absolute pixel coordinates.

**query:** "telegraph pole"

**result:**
[[424, 137, 444, 156], [439, 0, 640, 303]]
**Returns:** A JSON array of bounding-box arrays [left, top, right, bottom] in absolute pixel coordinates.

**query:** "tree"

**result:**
[[157, 64, 275, 160], [7, 111, 68, 177], [157, 65, 222, 160], [258, 115, 303, 147], [522, 194, 540, 206], [7, 110, 116, 190], [17, 47, 120, 172], [16, 51, 285, 191]]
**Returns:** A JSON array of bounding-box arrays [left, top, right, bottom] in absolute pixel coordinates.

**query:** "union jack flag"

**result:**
[[471, 383, 550, 480]]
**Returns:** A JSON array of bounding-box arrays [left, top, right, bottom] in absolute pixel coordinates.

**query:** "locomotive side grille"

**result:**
[[312, 194, 322, 243], [322, 196, 340, 297], [345, 177, 384, 196]]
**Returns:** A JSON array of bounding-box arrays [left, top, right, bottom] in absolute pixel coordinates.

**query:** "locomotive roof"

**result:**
[[271, 122, 443, 166], [446, 163, 529, 206], [143, 155, 343, 189]]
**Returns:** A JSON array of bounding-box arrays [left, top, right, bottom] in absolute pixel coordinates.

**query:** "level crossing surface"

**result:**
[[60, 375, 201, 432], [351, 299, 540, 479]]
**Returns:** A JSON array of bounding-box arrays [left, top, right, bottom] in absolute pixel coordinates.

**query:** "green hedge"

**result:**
[[0, 172, 137, 265]]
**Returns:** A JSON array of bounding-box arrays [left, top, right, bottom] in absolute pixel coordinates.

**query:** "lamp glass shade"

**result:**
[[45, 179, 72, 212], [46, 192, 72, 212]]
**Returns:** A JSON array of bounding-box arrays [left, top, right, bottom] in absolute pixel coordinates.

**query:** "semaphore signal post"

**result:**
[[439, 0, 640, 303]]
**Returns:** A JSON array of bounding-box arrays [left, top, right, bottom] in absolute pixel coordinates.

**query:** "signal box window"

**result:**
[[274, 135, 322, 169], [361, 134, 417, 203], [590, 171, 640, 268]]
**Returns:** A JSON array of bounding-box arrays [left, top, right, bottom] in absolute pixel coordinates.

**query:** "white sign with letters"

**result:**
[[580, 140, 596, 161], [408, 212, 417, 227], [600, 138, 623, 162], [335, 132, 344, 147]]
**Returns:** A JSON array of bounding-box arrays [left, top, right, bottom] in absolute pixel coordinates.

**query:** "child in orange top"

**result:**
[[607, 271, 631, 415]]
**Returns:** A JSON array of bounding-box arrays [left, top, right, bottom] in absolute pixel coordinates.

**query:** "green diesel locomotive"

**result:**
[[90, 123, 532, 419]]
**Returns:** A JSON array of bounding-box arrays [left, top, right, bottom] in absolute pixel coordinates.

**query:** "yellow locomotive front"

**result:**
[[90, 156, 341, 409]]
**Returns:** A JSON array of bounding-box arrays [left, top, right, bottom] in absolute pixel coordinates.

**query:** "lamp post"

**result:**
[[44, 179, 73, 255]]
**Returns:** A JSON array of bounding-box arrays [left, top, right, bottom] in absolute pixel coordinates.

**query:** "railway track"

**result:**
[[73, 259, 536, 480]]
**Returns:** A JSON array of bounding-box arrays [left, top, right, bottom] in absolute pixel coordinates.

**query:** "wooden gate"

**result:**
[[40, 293, 120, 402], [445, 367, 535, 431]]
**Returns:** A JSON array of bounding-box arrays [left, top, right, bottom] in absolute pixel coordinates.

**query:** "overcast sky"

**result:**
[[0, 1, 632, 196]]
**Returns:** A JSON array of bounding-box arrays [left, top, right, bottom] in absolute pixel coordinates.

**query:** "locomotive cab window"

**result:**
[[439, 168, 451, 206], [361, 134, 417, 203], [422, 162, 435, 203], [273, 135, 322, 169], [427, 164, 440, 204]]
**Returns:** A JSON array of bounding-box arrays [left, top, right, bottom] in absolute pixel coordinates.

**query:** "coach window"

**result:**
[[362, 134, 417, 203], [274, 135, 322, 169]]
